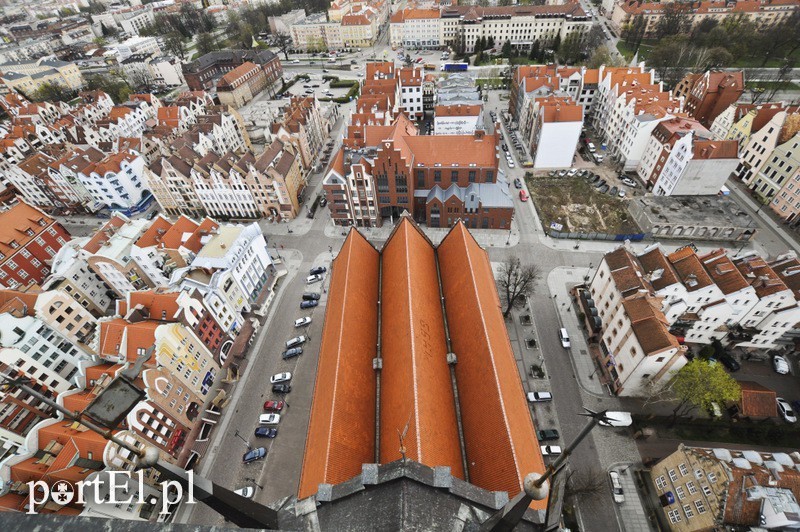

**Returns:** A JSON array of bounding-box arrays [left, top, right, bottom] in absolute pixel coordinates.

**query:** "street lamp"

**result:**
[[234, 430, 252, 450]]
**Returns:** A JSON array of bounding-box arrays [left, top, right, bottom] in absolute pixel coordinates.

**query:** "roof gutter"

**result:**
[[374, 252, 383, 463], [434, 247, 469, 483]]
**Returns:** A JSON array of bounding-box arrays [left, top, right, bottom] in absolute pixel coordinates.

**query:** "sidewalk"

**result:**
[[609, 463, 658, 532], [546, 266, 607, 397], [322, 215, 522, 247], [726, 178, 800, 254]]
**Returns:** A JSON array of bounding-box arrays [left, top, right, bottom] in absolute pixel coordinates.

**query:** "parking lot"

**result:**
[[283, 73, 355, 101]]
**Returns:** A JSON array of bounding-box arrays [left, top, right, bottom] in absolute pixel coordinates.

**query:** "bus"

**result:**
[[441, 62, 468, 72]]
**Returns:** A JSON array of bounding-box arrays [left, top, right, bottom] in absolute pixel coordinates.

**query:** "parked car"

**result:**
[[285, 336, 307, 348], [502, 143, 509, 152], [709, 402, 722, 418], [718, 353, 741, 372], [514, 178, 523, 189], [234, 486, 255, 498], [263, 400, 284, 412], [595, 179, 606, 188], [541, 445, 562, 456], [283, 347, 303, 359], [259, 414, 281, 425], [777, 397, 797, 423], [608, 471, 625, 503], [598, 184, 610, 193], [609, 186, 618, 197], [593, 153, 605, 163], [300, 300, 318, 309], [507, 159, 515, 168], [303, 292, 321, 301], [527, 391, 553, 402], [272, 383, 291, 394], [291, 59, 300, 64], [519, 190, 528, 201], [773, 354, 791, 374], [621, 177, 636, 187], [306, 274, 323, 284], [537, 429, 559, 441], [618, 190, 627, 198], [587, 142, 596, 153], [557, 170, 567, 177], [558, 328, 571, 348], [270, 372, 292, 384], [254, 427, 278, 438], [310, 266, 327, 275], [295, 316, 312, 327], [567, 168, 578, 177], [242, 447, 267, 463]]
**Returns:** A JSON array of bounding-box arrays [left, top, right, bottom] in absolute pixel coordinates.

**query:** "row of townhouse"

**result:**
[[728, 107, 800, 224], [588, 245, 800, 396], [389, 2, 592, 53], [269, 96, 333, 173], [607, 0, 800, 37], [146, 138, 305, 222], [323, 62, 514, 229], [0, 212, 278, 518]]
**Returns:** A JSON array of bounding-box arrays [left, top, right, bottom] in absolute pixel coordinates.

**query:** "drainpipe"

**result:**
[[434, 249, 469, 483], [373, 254, 383, 463]]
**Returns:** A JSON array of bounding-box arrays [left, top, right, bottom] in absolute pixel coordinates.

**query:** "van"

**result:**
[[558, 328, 570, 348], [587, 142, 596, 153]]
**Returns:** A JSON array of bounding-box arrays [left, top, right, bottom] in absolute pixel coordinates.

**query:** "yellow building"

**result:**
[[154, 321, 220, 400], [0, 58, 84, 97]]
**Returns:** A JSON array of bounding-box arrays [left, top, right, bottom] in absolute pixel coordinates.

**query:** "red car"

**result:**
[[263, 400, 285, 412], [519, 190, 529, 202]]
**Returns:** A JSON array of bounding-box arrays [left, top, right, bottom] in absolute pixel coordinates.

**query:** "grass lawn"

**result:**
[[616, 40, 655, 62], [527, 175, 640, 234]]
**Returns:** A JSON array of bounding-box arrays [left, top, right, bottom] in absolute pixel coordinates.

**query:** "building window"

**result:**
[[655, 476, 667, 490], [701, 485, 712, 496], [434, 170, 441, 183], [486, 170, 494, 183], [468, 170, 476, 182], [667, 509, 681, 524], [694, 500, 706, 514], [416, 170, 425, 187], [668, 469, 678, 482], [707, 472, 717, 483], [675, 486, 685, 500], [679, 463, 689, 476], [686, 481, 697, 494], [683, 505, 694, 519], [451, 170, 458, 182]]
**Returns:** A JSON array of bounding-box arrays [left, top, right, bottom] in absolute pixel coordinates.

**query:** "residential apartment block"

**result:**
[[216, 62, 277, 110], [589, 245, 800, 396], [390, 3, 592, 53], [636, 117, 739, 195], [650, 444, 800, 530], [269, 96, 331, 172], [0, 201, 70, 289], [609, 0, 800, 38], [526, 96, 583, 169], [0, 58, 84, 98], [674, 71, 745, 129]]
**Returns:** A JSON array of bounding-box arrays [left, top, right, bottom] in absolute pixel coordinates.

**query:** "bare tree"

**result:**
[[274, 32, 293, 61], [498, 256, 541, 318], [564, 468, 606, 497]]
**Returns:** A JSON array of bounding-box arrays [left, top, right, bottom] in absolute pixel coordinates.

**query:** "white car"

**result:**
[[593, 153, 605, 163], [527, 391, 553, 402], [270, 372, 292, 384], [259, 414, 281, 425], [234, 486, 255, 498], [558, 328, 571, 348], [608, 471, 625, 503], [306, 274, 323, 284], [566, 168, 578, 177], [777, 397, 797, 423], [507, 159, 515, 168], [618, 190, 626, 198], [598, 411, 633, 427], [295, 316, 312, 327], [541, 445, 562, 456], [773, 354, 790, 374], [291, 59, 300, 64], [286, 335, 307, 348]]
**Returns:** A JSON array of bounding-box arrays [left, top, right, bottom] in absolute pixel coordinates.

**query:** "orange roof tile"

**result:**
[[438, 221, 545, 506], [738, 381, 777, 417], [700, 249, 750, 295], [735, 255, 788, 298], [0, 201, 58, 259], [298, 229, 380, 499], [403, 132, 497, 168], [134, 216, 173, 248], [0, 288, 39, 316], [379, 218, 464, 476], [667, 247, 714, 292], [128, 290, 179, 321], [98, 318, 159, 362], [83, 215, 127, 253]]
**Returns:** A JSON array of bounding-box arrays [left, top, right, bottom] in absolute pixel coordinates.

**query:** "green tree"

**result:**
[[31, 81, 72, 103], [164, 31, 186, 59], [86, 74, 132, 104], [487, 36, 495, 48], [552, 33, 561, 53], [586, 45, 624, 69], [274, 32, 293, 61], [501, 40, 512, 58], [196, 32, 219, 56], [656, 3, 689, 39], [669, 359, 741, 421], [529, 41, 540, 61]]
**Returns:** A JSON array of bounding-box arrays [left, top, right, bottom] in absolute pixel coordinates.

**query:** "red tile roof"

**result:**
[[0, 201, 59, 259], [82, 215, 127, 253], [735, 255, 788, 298], [298, 229, 379, 500], [379, 218, 464, 476], [127, 290, 179, 321], [738, 380, 777, 418]]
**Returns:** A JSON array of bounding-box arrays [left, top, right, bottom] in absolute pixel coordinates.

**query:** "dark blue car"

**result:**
[[255, 427, 278, 438], [242, 447, 267, 463]]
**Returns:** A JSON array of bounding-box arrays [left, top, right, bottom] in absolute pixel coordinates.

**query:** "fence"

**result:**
[[548, 229, 647, 242]]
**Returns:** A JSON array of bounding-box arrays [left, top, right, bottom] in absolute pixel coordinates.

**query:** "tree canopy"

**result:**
[[671, 359, 741, 416]]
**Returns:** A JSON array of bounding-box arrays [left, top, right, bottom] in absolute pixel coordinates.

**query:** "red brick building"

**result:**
[[675, 71, 745, 128], [323, 116, 513, 229], [181, 49, 282, 93], [0, 200, 70, 288]]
